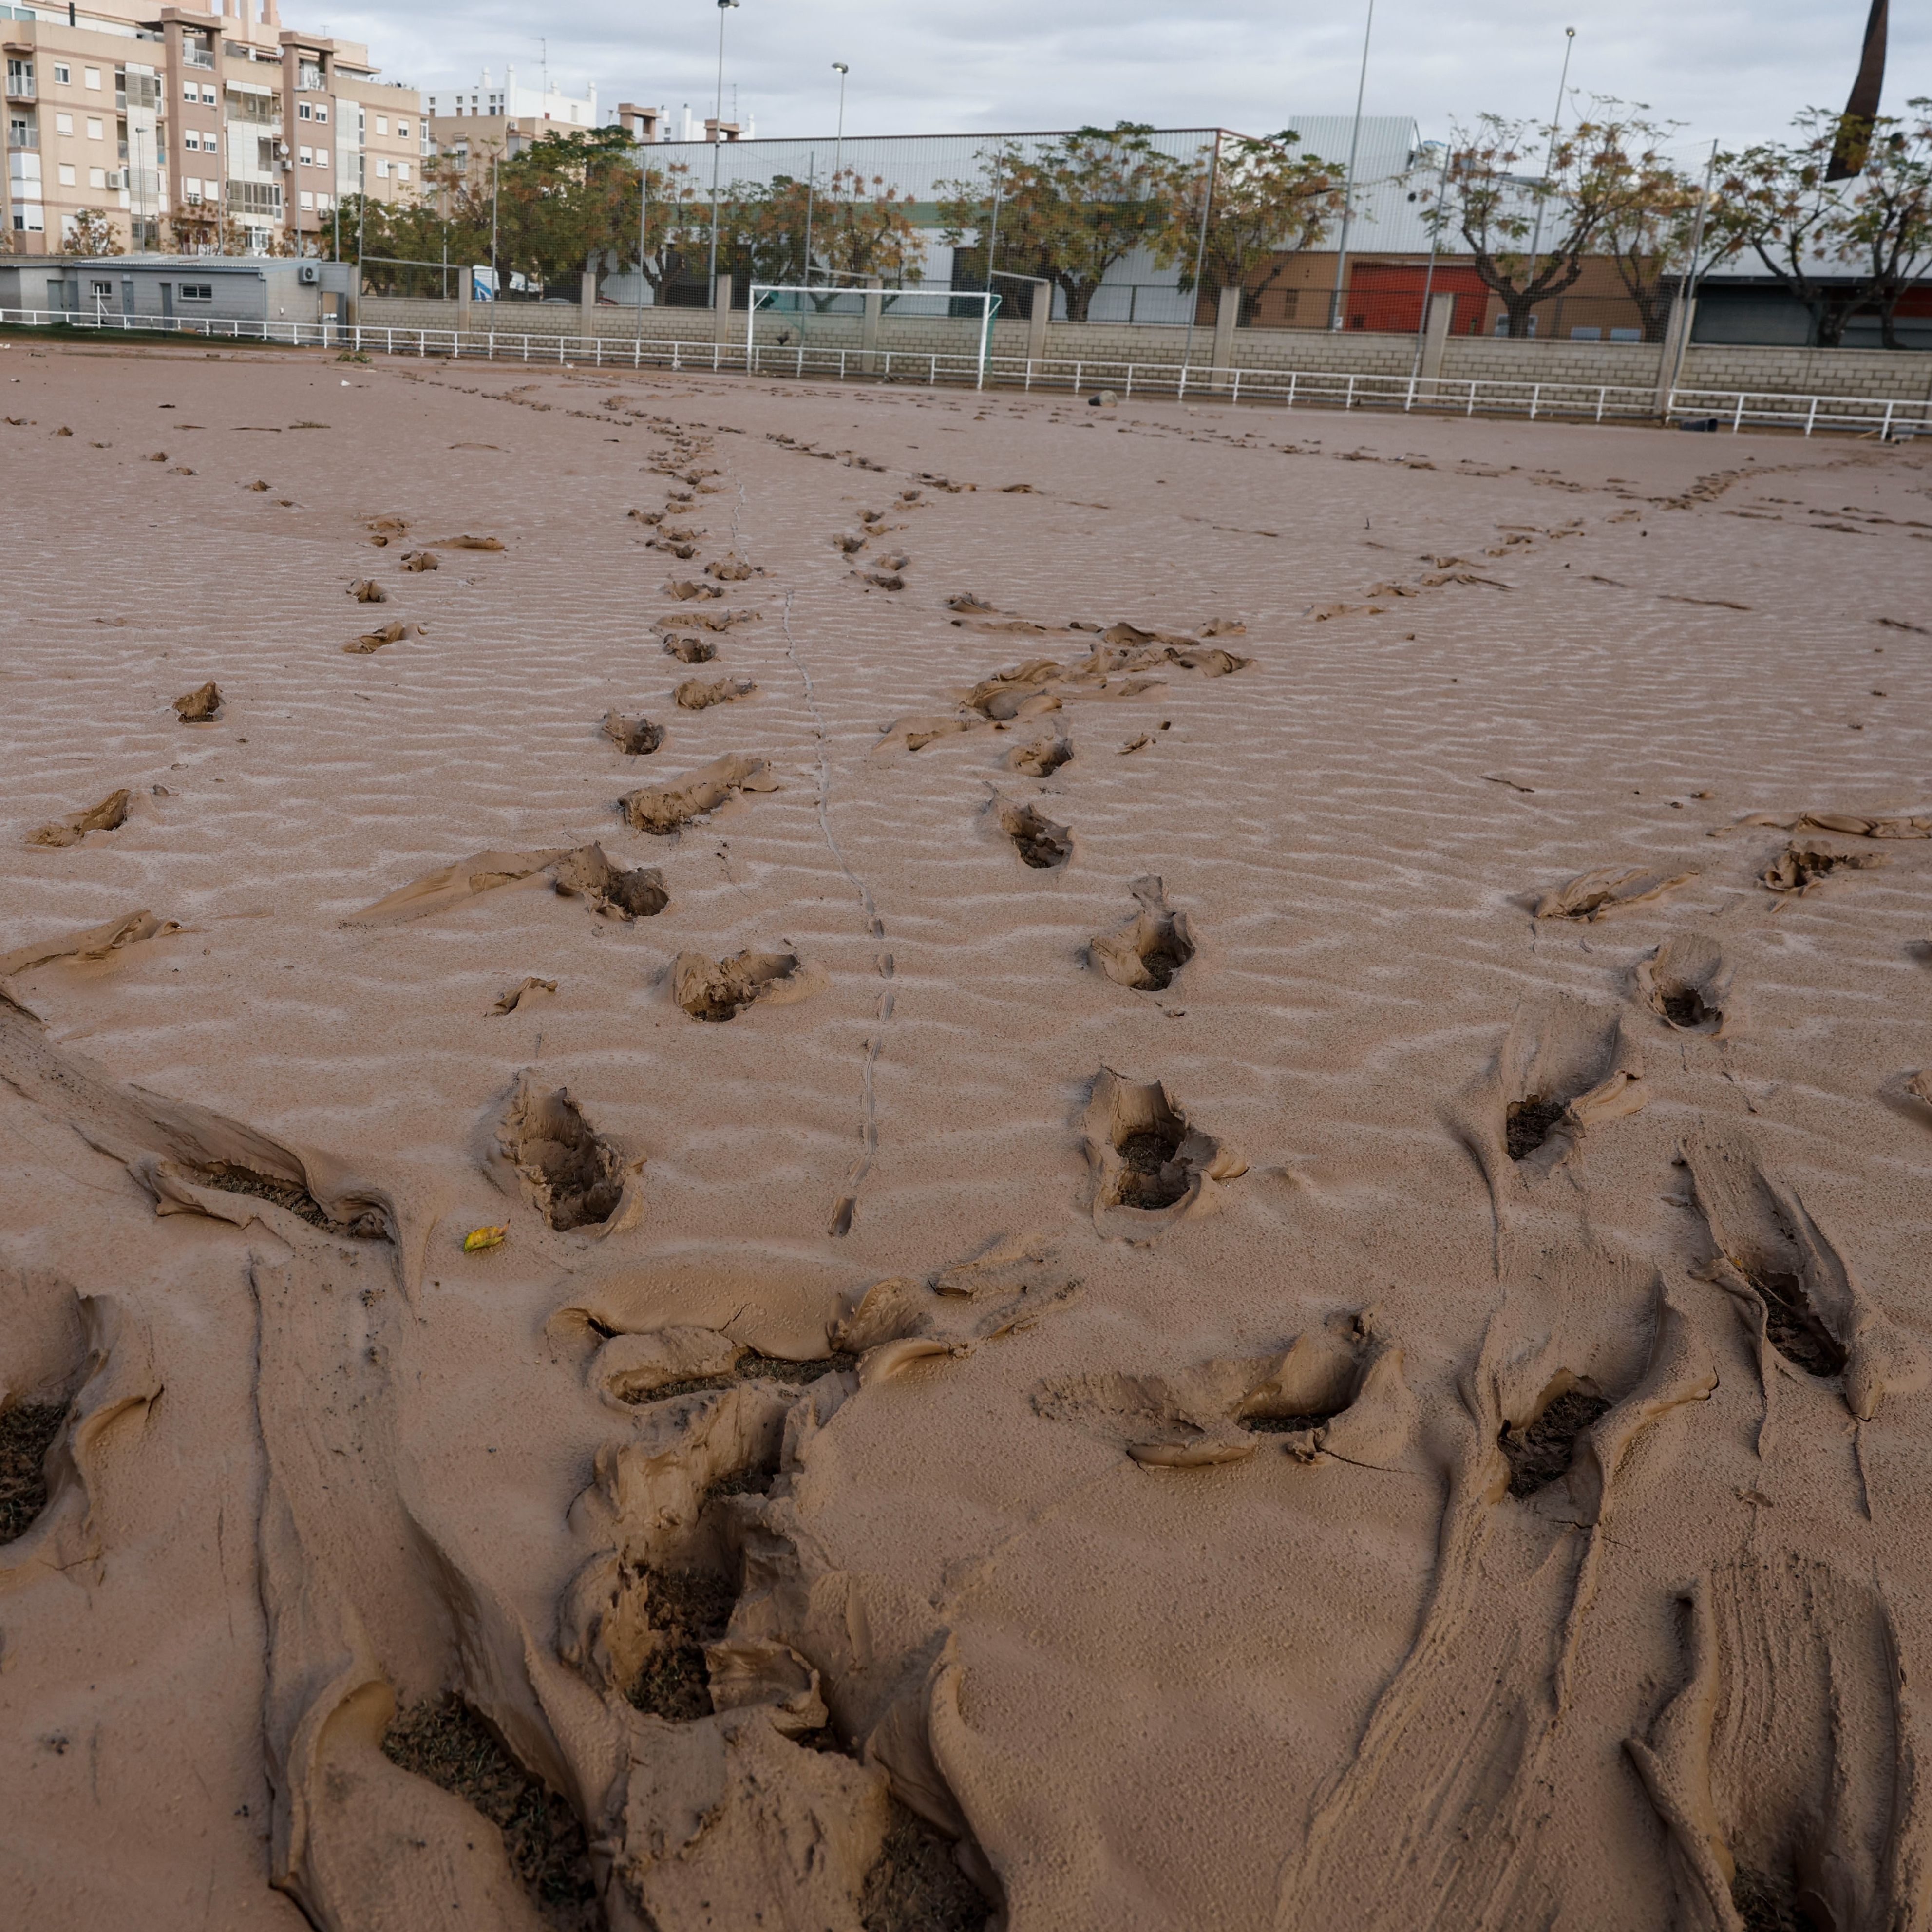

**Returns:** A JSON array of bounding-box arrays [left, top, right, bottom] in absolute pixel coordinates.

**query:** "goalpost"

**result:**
[[747, 284, 1001, 387]]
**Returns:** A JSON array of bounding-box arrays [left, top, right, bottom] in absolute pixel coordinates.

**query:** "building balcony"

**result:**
[[184, 51, 215, 71], [5, 78, 34, 101]]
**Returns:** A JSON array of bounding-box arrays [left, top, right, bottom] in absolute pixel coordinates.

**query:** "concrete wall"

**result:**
[[354, 296, 1932, 403]]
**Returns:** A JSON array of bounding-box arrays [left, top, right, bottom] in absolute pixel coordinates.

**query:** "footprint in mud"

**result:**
[[549, 844, 669, 920], [1038, 1313, 1403, 1469], [1636, 935, 1731, 1034], [398, 549, 439, 572], [186, 1161, 387, 1238], [0, 909, 178, 980], [489, 975, 557, 1016], [1534, 863, 1699, 920], [172, 680, 222, 722], [675, 676, 756, 711], [27, 790, 134, 849], [1760, 843, 1884, 895], [602, 711, 664, 757], [661, 632, 717, 664], [1008, 735, 1071, 777], [343, 620, 421, 655], [670, 949, 805, 1022], [1082, 1069, 1246, 1239], [705, 555, 759, 582], [0, 1399, 67, 1544], [1459, 999, 1646, 1182], [346, 577, 388, 604], [1089, 877, 1194, 991], [620, 754, 777, 836], [419, 533, 503, 552], [990, 796, 1071, 869], [379, 1696, 601, 1925], [494, 1074, 640, 1233], [1498, 1386, 1613, 1497], [664, 579, 725, 602], [1676, 1131, 1886, 1401]]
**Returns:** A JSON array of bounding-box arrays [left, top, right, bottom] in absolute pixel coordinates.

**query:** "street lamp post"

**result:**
[[1522, 27, 1577, 331], [705, 0, 739, 294], [1327, 0, 1375, 330]]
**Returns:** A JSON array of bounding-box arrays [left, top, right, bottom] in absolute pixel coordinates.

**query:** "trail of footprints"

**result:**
[[9, 379, 1932, 1932]]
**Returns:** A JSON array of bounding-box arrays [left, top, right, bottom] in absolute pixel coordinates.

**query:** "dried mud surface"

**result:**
[[3, 340, 1931, 1932]]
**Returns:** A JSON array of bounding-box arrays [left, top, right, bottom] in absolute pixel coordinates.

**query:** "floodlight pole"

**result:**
[[1327, 0, 1374, 330], [1522, 27, 1577, 324], [832, 63, 848, 189], [706, 0, 739, 293], [801, 149, 815, 285]]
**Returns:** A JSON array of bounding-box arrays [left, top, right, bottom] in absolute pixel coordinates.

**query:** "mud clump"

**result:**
[[381, 1696, 603, 1931], [549, 844, 668, 920], [1499, 1390, 1611, 1497], [625, 1567, 737, 1721], [0, 1401, 67, 1543], [28, 789, 131, 848], [172, 682, 222, 722], [1506, 1096, 1569, 1162], [1009, 737, 1072, 777]]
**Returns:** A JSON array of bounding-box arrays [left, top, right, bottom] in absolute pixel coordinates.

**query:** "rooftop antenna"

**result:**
[[540, 37, 548, 102]]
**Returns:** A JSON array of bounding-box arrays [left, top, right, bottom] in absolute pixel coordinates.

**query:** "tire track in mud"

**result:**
[[779, 585, 896, 1237]]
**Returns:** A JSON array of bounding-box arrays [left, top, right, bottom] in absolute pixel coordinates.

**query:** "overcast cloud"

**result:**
[[321, 0, 1924, 161]]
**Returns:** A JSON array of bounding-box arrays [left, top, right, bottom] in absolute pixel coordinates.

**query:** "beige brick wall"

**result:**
[[355, 297, 1932, 404]]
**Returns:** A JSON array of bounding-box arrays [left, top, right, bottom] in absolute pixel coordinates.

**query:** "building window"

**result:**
[[84, 67, 101, 90], [183, 130, 199, 150], [201, 84, 216, 104], [88, 164, 105, 188], [55, 112, 74, 135], [13, 205, 46, 230], [91, 278, 113, 294], [396, 119, 409, 138], [297, 100, 311, 120], [374, 114, 387, 135], [316, 145, 328, 167], [298, 63, 322, 92], [374, 157, 388, 177], [297, 143, 311, 163], [184, 82, 199, 101], [180, 282, 213, 301], [57, 161, 75, 184], [86, 117, 102, 139], [184, 179, 202, 201], [298, 189, 312, 209], [53, 62, 70, 85], [313, 104, 326, 123], [395, 160, 408, 181]]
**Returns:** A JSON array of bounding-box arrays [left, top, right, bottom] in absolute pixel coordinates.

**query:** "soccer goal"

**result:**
[[747, 284, 1001, 387]]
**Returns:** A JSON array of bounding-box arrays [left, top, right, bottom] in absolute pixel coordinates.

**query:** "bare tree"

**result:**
[[1427, 110, 1678, 337]]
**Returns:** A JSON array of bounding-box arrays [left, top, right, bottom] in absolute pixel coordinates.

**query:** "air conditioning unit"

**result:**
[[298, 261, 319, 284], [105, 169, 125, 189]]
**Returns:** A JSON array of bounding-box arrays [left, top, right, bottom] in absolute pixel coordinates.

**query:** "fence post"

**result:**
[[1804, 396, 1819, 437], [1882, 399, 1895, 440], [1074, 361, 1082, 395], [1288, 370, 1298, 409], [1530, 382, 1540, 420], [1732, 393, 1745, 433], [1345, 374, 1356, 411]]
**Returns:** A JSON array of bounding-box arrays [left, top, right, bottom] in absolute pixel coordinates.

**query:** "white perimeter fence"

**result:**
[[4, 305, 1928, 440]]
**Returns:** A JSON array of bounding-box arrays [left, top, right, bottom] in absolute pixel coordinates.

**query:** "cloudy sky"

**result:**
[[325, 0, 1919, 159]]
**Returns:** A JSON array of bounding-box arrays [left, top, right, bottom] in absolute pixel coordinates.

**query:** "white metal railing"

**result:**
[[1, 304, 1926, 439]]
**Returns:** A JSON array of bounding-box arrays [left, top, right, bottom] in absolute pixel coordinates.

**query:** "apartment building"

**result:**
[[422, 67, 617, 200], [2, 0, 422, 255]]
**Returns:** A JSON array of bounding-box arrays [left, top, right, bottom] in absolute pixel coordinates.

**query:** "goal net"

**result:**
[[747, 284, 1001, 384]]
